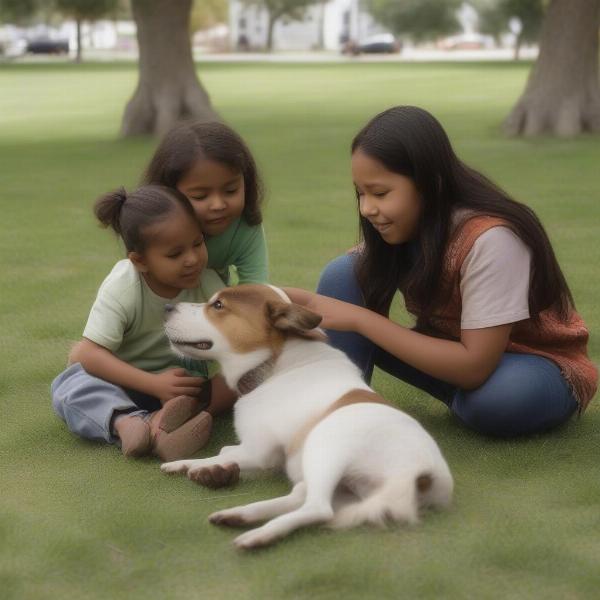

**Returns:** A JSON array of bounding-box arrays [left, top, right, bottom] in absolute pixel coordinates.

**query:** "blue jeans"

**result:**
[[316, 254, 578, 437], [51, 363, 161, 444]]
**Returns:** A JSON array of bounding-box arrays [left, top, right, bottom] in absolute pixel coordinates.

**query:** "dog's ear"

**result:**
[[266, 301, 323, 336]]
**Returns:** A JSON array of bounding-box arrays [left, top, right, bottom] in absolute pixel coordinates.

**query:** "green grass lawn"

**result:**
[[1, 60, 599, 600]]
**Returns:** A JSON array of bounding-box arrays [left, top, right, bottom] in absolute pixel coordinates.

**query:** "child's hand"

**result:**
[[154, 368, 206, 404]]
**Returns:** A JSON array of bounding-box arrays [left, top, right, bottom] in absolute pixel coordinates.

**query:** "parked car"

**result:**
[[438, 33, 494, 51], [358, 33, 402, 54], [342, 33, 401, 55], [26, 38, 69, 55]]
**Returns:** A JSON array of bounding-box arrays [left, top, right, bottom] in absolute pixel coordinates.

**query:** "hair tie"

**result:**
[[115, 186, 128, 207]]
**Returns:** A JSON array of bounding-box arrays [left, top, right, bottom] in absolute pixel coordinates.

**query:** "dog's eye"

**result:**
[[212, 300, 224, 310]]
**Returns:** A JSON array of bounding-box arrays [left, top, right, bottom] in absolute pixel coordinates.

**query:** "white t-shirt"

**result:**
[[459, 226, 532, 329]]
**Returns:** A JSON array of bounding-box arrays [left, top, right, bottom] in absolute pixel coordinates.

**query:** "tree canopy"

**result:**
[[190, 0, 227, 33], [242, 0, 319, 50], [477, 0, 545, 58], [367, 0, 462, 43], [0, 0, 39, 23], [0, 0, 119, 60]]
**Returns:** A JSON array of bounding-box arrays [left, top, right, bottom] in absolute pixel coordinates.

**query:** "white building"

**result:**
[[229, 0, 386, 51]]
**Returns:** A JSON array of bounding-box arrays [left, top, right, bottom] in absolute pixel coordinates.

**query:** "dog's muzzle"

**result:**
[[171, 339, 214, 351]]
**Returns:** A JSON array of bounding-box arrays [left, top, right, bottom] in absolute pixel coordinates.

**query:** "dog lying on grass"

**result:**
[[161, 284, 453, 549]]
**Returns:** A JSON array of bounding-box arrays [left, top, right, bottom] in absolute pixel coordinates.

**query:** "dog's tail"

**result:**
[[328, 470, 452, 530]]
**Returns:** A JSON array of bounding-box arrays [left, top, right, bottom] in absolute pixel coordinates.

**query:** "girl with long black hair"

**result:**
[[287, 106, 597, 437]]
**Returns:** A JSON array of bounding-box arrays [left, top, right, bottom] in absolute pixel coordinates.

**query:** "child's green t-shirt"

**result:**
[[82, 260, 224, 377], [205, 217, 268, 285]]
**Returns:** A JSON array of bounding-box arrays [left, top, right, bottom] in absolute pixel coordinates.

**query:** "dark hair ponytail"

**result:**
[[353, 106, 574, 321], [94, 184, 196, 253], [94, 187, 128, 235]]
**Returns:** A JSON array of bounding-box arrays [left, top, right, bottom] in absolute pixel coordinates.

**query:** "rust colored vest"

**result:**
[[404, 216, 598, 411]]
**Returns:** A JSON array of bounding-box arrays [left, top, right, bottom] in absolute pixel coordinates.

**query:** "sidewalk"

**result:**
[[6, 47, 539, 64], [193, 47, 539, 63]]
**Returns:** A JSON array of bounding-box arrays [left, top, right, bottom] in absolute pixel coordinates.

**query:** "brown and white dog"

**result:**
[[162, 284, 453, 549]]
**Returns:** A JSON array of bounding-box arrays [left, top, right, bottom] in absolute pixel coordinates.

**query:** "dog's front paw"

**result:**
[[188, 462, 240, 488], [209, 508, 248, 527], [233, 526, 276, 550], [160, 459, 195, 474]]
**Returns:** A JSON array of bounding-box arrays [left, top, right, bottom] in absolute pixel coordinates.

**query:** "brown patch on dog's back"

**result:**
[[287, 389, 391, 456], [327, 389, 391, 413]]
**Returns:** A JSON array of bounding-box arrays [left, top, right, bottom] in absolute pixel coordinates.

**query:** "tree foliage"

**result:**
[[0, 0, 39, 23], [53, 0, 118, 22], [53, 0, 118, 61], [477, 0, 545, 48], [190, 0, 228, 33], [242, 0, 319, 49], [244, 0, 316, 22], [0, 0, 118, 60], [367, 0, 462, 43], [0, 0, 119, 23]]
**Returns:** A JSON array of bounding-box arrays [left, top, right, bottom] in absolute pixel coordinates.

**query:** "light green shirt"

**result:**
[[82, 260, 224, 377], [205, 217, 268, 285]]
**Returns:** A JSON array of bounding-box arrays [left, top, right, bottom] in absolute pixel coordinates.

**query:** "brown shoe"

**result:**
[[157, 395, 201, 431], [114, 415, 151, 458], [149, 397, 213, 462]]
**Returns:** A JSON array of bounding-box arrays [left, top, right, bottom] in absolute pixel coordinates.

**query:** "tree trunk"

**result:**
[[75, 18, 82, 63], [121, 0, 219, 138], [504, 0, 600, 137], [513, 31, 522, 61], [266, 14, 276, 51], [316, 1, 326, 50]]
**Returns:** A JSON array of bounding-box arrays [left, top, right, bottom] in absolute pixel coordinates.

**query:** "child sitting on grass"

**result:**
[[51, 185, 236, 460], [286, 106, 597, 437]]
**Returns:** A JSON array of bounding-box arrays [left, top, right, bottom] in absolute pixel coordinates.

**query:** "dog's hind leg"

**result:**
[[209, 482, 307, 528], [232, 492, 335, 550], [232, 439, 348, 549]]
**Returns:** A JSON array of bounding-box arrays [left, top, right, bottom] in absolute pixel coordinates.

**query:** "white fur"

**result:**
[[162, 297, 453, 549]]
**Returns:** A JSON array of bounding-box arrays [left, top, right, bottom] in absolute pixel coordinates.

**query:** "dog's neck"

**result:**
[[218, 347, 273, 394], [220, 337, 328, 396], [236, 357, 276, 395]]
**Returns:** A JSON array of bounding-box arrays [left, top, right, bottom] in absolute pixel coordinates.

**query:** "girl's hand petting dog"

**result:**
[[283, 288, 362, 332], [154, 368, 206, 404]]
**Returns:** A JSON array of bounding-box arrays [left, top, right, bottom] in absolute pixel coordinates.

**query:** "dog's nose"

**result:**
[[164, 303, 176, 313]]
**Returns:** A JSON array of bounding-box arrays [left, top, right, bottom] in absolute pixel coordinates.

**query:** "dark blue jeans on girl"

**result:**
[[317, 254, 578, 437]]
